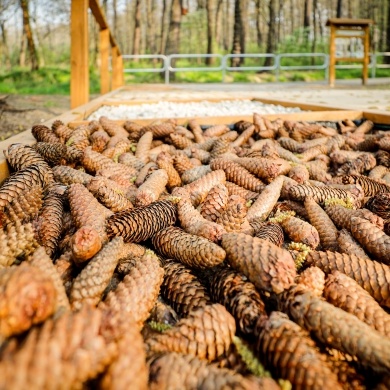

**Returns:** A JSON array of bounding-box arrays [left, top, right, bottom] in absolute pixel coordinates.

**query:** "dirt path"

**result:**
[[0, 95, 71, 140]]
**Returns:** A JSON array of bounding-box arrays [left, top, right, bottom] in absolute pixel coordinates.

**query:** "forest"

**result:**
[[0, 0, 389, 90]]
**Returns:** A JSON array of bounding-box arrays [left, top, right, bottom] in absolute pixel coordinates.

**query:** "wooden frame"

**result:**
[[326, 18, 373, 87], [70, 0, 123, 108], [1, 90, 390, 182]]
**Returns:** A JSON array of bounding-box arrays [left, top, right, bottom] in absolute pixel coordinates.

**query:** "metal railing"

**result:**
[[119, 52, 390, 84]]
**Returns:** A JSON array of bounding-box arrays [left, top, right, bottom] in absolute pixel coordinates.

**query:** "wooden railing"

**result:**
[[70, 0, 124, 109]]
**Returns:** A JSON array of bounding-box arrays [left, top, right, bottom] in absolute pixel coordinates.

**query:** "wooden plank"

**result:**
[[335, 57, 365, 62], [100, 28, 110, 94], [68, 110, 364, 128], [89, 0, 108, 29], [252, 98, 345, 112], [362, 25, 370, 85], [363, 110, 390, 125], [329, 25, 336, 87], [335, 34, 365, 39], [326, 18, 374, 27], [111, 47, 123, 90], [71, 0, 89, 109]]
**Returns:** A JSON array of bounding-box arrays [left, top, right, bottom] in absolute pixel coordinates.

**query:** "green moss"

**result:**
[[148, 321, 172, 333]]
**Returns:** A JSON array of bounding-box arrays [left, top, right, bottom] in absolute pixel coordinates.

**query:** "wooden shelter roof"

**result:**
[[326, 18, 374, 27]]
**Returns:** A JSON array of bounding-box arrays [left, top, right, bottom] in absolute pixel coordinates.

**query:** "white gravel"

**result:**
[[88, 100, 302, 120]]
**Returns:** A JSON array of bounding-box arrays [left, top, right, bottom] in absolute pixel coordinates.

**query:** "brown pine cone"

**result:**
[[324, 271, 390, 337], [87, 176, 133, 212], [89, 129, 110, 152], [161, 259, 211, 317], [325, 204, 384, 230], [70, 225, 102, 264], [281, 287, 390, 373], [102, 139, 132, 160], [225, 181, 259, 201], [376, 150, 390, 168], [337, 229, 370, 259], [135, 169, 168, 206], [342, 174, 390, 197], [31, 124, 61, 143], [0, 305, 121, 389], [4, 143, 52, 175], [350, 216, 390, 264], [146, 303, 236, 362], [210, 157, 264, 192], [54, 251, 75, 295], [140, 122, 175, 139], [70, 236, 124, 310], [231, 124, 255, 147], [173, 152, 195, 175], [305, 197, 339, 251], [66, 133, 90, 151], [34, 184, 64, 256], [152, 226, 226, 269], [200, 183, 229, 222], [289, 183, 356, 204], [148, 297, 179, 326], [337, 153, 377, 176], [106, 198, 177, 243], [100, 323, 148, 390], [118, 152, 145, 171], [0, 263, 56, 338], [27, 246, 70, 311], [99, 116, 128, 137], [246, 175, 284, 222], [251, 221, 284, 247], [365, 192, 390, 220], [148, 352, 263, 390], [187, 119, 206, 143], [255, 311, 342, 390], [52, 165, 93, 186], [221, 232, 296, 294], [296, 266, 326, 296], [183, 169, 226, 206], [100, 250, 164, 328], [0, 222, 38, 267], [204, 124, 230, 138], [190, 147, 210, 164], [32, 142, 67, 166], [288, 163, 310, 183], [216, 194, 249, 233], [156, 152, 182, 190], [51, 119, 65, 131], [204, 265, 267, 336], [54, 123, 74, 143]]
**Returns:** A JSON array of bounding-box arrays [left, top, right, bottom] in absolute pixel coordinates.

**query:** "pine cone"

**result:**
[[0, 263, 56, 338], [231, 124, 255, 147], [342, 174, 390, 197], [89, 129, 110, 152], [205, 265, 267, 336], [296, 266, 326, 296], [187, 119, 205, 143], [135, 131, 153, 163], [31, 124, 61, 143], [116, 242, 146, 275], [27, 246, 70, 311], [32, 142, 67, 166], [70, 237, 124, 310], [210, 157, 264, 192], [180, 165, 211, 185], [221, 232, 296, 294], [324, 271, 390, 337], [152, 226, 226, 269], [156, 153, 182, 190], [246, 175, 284, 222], [135, 169, 168, 206], [216, 194, 249, 233], [173, 152, 195, 175], [365, 192, 390, 220], [337, 229, 370, 259], [34, 184, 64, 256], [0, 222, 38, 267], [376, 150, 390, 168], [54, 251, 74, 295], [200, 183, 229, 222], [146, 303, 236, 362], [100, 250, 164, 328], [281, 287, 390, 373], [305, 197, 339, 251], [107, 198, 177, 243], [225, 181, 259, 201], [183, 169, 226, 206], [251, 221, 284, 247], [100, 323, 148, 390], [255, 311, 342, 389], [52, 165, 93, 186], [148, 352, 262, 390], [289, 183, 355, 204], [204, 125, 230, 138], [191, 147, 210, 164], [148, 297, 179, 326], [161, 259, 211, 317], [349, 216, 390, 264]]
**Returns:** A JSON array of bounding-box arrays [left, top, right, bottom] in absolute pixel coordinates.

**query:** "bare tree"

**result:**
[[133, 0, 141, 59], [206, 0, 218, 64], [165, 0, 182, 79], [336, 0, 342, 17], [264, 0, 277, 67], [20, 0, 38, 70], [303, 0, 311, 42], [231, 0, 248, 67]]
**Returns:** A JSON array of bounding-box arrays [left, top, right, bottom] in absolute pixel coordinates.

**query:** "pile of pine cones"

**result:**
[[1, 112, 390, 389]]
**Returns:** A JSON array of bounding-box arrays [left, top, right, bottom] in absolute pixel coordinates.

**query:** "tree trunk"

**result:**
[[165, 0, 182, 80], [264, 0, 277, 68], [303, 0, 311, 43], [113, 0, 118, 37], [311, 0, 318, 64], [133, 0, 141, 60], [255, 0, 263, 47], [160, 0, 169, 54], [0, 21, 11, 70], [223, 0, 230, 51], [215, 0, 224, 50], [147, 0, 157, 55], [386, 0, 390, 63], [206, 0, 218, 64], [290, 0, 295, 35], [230, 0, 247, 67], [336, 0, 343, 17], [20, 0, 38, 70]]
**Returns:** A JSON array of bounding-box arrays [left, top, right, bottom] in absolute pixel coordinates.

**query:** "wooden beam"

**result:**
[[329, 25, 336, 87], [111, 47, 123, 90], [100, 28, 110, 94], [71, 0, 89, 109], [89, 0, 108, 29], [362, 25, 370, 85]]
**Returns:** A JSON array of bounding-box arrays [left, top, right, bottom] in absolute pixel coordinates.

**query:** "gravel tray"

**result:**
[[88, 100, 303, 120]]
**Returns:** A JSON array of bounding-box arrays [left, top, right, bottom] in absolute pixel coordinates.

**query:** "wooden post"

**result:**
[[71, 0, 89, 109], [362, 25, 370, 86], [329, 25, 336, 87], [100, 28, 110, 94], [111, 46, 123, 90]]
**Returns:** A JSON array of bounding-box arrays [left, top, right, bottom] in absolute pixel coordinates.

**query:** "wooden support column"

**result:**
[[100, 28, 110, 94], [362, 25, 370, 86], [111, 46, 123, 90], [329, 25, 336, 87], [71, 0, 89, 109]]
